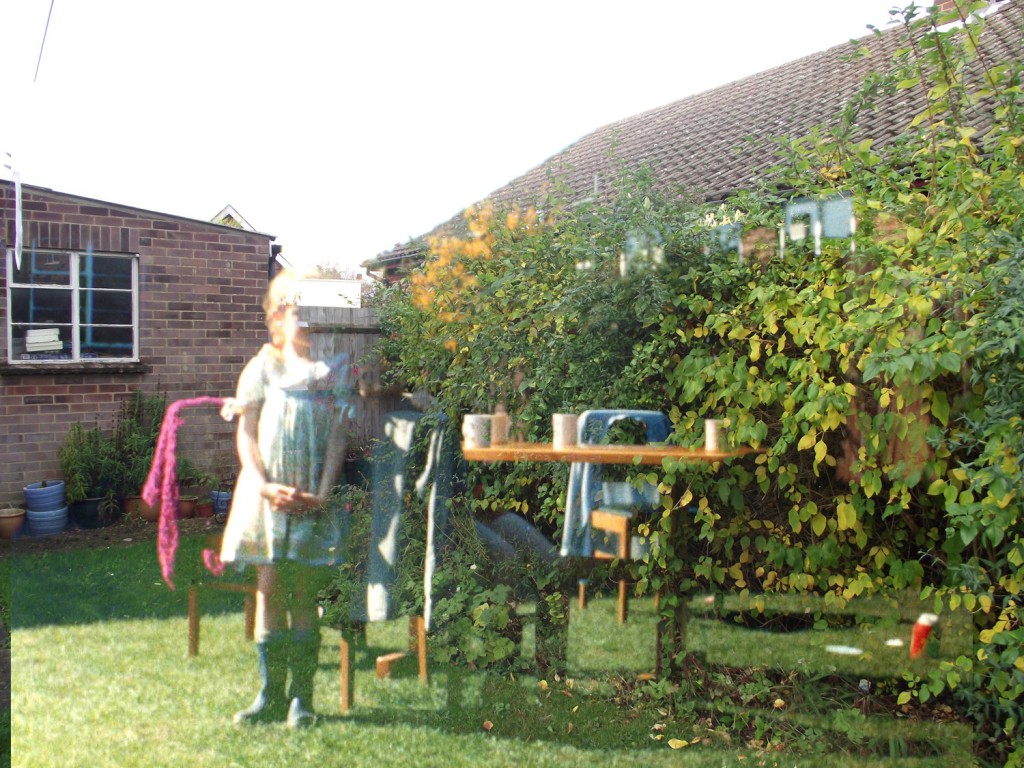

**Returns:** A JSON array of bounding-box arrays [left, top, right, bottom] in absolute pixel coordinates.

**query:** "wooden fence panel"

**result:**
[[299, 305, 403, 452]]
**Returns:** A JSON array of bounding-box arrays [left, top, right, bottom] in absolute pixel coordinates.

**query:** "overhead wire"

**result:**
[[34, 0, 56, 83]]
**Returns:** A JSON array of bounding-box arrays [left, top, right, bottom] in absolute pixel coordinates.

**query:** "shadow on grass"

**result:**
[[302, 655, 952, 762], [9, 534, 249, 630], [314, 665, 669, 756]]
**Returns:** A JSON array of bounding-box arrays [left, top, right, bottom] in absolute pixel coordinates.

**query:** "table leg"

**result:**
[[340, 633, 352, 713], [187, 585, 199, 657]]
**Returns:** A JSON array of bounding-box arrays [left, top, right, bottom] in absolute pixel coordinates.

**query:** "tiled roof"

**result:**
[[371, 0, 1022, 267]]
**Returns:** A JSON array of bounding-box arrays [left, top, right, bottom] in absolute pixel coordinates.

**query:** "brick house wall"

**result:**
[[0, 182, 275, 506]]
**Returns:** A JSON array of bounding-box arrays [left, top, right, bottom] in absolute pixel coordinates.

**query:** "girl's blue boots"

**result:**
[[233, 632, 289, 725], [286, 629, 321, 728]]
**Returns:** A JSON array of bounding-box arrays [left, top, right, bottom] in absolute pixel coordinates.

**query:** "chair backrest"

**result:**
[[354, 410, 454, 630], [560, 410, 670, 557]]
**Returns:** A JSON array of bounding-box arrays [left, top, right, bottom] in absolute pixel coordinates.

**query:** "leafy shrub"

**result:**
[[376, 4, 1023, 762], [112, 389, 168, 496], [58, 423, 120, 504]]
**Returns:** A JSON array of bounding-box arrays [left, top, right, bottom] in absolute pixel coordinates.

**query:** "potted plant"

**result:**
[[177, 494, 199, 519], [112, 390, 167, 522], [344, 446, 373, 489], [195, 496, 215, 518], [209, 477, 234, 523], [58, 423, 121, 528], [175, 461, 218, 519]]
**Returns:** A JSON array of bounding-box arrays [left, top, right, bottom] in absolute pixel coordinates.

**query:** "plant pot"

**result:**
[[70, 497, 120, 529], [209, 489, 233, 516], [344, 458, 372, 489], [23, 481, 66, 512], [27, 505, 68, 537], [196, 499, 214, 518], [177, 495, 198, 519], [0, 507, 27, 540], [123, 495, 159, 523]]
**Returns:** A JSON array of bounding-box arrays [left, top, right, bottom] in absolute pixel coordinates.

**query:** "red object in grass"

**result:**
[[910, 613, 938, 658]]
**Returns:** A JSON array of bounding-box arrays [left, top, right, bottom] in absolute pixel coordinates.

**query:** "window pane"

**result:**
[[10, 325, 71, 360], [12, 251, 71, 286], [80, 255, 133, 290], [80, 326, 134, 359], [79, 290, 133, 325], [10, 287, 73, 325], [7, 251, 139, 364]]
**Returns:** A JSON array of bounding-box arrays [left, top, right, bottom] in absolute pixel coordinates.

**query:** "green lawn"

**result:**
[[5, 535, 976, 767], [1, 555, 9, 768]]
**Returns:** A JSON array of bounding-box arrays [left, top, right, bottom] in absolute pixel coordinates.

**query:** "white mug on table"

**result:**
[[551, 413, 577, 450], [463, 414, 492, 449], [705, 418, 727, 452]]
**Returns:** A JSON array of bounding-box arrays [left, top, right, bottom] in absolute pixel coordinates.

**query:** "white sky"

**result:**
[[1, 1, 904, 273]]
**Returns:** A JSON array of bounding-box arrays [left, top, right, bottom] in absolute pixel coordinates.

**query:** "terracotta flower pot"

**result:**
[[123, 495, 159, 523], [177, 495, 198, 519], [196, 499, 214, 518], [0, 507, 27, 540]]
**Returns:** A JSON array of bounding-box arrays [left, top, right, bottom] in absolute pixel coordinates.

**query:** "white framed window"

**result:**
[[6, 249, 139, 364]]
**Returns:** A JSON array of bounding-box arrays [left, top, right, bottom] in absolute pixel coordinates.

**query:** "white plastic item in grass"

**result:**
[[824, 644, 863, 655]]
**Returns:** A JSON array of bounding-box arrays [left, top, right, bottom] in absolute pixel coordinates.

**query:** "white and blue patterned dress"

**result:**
[[221, 346, 353, 567]]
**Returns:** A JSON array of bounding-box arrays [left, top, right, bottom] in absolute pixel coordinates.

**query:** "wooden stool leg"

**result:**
[[340, 633, 352, 713], [577, 580, 587, 611], [617, 578, 629, 624], [415, 616, 427, 684], [243, 592, 255, 641], [376, 652, 406, 678], [188, 585, 200, 657], [618, 523, 630, 624]]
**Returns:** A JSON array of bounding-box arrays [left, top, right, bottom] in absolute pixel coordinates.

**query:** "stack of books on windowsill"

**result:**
[[24, 328, 63, 353]]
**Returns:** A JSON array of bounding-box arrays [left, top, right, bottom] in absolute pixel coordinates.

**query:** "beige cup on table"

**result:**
[[490, 412, 510, 445], [704, 418, 727, 452], [551, 413, 578, 450], [463, 414, 492, 449]]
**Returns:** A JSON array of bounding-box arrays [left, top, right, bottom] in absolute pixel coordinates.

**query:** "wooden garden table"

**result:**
[[463, 440, 763, 677], [462, 442, 761, 464]]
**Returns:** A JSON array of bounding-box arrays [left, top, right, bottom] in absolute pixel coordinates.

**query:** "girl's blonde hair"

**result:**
[[262, 268, 315, 353], [263, 269, 308, 325]]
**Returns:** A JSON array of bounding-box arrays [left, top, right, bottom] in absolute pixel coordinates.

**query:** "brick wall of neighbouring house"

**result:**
[[0, 183, 274, 506]]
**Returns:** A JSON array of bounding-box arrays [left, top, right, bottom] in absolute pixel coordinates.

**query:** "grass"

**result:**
[[1, 555, 9, 768], [5, 535, 978, 767]]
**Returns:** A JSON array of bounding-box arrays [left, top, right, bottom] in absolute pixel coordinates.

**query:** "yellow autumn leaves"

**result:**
[[651, 721, 703, 748], [411, 202, 540, 326]]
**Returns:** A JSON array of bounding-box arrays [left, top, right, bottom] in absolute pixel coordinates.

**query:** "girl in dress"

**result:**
[[220, 269, 353, 727]]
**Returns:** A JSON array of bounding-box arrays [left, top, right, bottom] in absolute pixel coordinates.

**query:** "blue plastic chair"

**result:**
[[560, 409, 670, 623]]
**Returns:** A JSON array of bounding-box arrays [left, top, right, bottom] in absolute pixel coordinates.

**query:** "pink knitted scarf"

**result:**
[[142, 396, 226, 589]]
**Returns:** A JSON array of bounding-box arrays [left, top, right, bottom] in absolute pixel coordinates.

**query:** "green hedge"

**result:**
[[375, 5, 1023, 763]]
